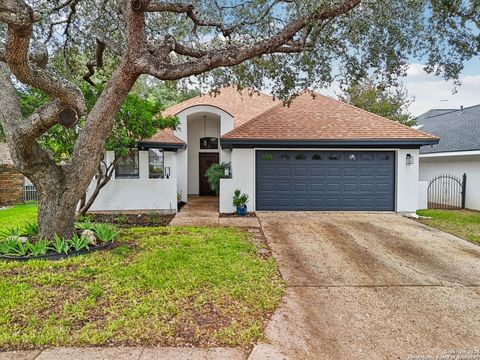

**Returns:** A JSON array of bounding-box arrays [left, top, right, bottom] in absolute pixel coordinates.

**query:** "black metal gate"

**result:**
[[427, 173, 466, 209]]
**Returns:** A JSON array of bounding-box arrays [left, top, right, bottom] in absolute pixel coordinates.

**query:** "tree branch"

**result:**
[[3, 0, 86, 121], [138, 0, 361, 80]]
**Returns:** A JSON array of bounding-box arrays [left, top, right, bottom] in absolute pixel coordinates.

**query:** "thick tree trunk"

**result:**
[[37, 187, 78, 239]]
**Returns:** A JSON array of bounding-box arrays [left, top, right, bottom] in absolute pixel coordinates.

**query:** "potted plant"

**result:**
[[232, 189, 249, 216]]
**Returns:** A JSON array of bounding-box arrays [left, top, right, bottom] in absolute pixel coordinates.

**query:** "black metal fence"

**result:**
[[427, 173, 466, 209]]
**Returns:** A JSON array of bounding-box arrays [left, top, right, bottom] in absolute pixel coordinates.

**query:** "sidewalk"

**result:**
[[0, 347, 247, 360]]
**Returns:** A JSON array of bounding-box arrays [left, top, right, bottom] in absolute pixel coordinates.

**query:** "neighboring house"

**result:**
[[0, 143, 24, 206], [87, 86, 438, 214], [417, 105, 480, 210]]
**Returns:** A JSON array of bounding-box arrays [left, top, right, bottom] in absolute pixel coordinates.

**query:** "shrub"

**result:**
[[205, 162, 231, 195], [93, 223, 119, 243]]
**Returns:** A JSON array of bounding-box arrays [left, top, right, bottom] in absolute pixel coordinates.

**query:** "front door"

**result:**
[[199, 153, 219, 195]]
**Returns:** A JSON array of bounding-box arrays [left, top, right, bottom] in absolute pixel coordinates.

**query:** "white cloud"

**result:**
[[316, 63, 480, 117], [402, 63, 480, 116]]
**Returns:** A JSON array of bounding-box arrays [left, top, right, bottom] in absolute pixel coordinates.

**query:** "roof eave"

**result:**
[[220, 138, 439, 149], [138, 141, 186, 151]]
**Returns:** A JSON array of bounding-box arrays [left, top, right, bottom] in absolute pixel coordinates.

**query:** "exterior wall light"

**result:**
[[224, 166, 231, 178], [164, 166, 170, 179], [406, 153, 414, 165]]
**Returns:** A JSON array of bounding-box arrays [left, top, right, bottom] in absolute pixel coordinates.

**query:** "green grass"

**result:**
[[416, 209, 480, 245], [0, 226, 284, 349], [0, 203, 37, 233]]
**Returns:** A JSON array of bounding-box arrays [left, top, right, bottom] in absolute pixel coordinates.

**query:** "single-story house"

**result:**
[[87, 87, 438, 214], [417, 104, 480, 210]]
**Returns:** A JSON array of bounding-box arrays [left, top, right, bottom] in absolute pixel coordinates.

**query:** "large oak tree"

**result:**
[[0, 0, 479, 238]]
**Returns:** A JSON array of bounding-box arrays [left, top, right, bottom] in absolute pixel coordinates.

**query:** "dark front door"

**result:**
[[199, 153, 219, 195], [256, 150, 395, 211]]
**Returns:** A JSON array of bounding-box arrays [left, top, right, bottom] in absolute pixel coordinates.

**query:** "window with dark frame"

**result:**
[[200, 137, 218, 149], [115, 149, 139, 179], [149, 149, 164, 178]]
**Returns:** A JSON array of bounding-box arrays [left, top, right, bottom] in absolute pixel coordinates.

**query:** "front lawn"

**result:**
[[0, 226, 284, 349], [416, 209, 480, 245], [0, 203, 37, 233]]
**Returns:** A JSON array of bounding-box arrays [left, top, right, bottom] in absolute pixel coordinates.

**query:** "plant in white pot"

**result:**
[[232, 189, 249, 216]]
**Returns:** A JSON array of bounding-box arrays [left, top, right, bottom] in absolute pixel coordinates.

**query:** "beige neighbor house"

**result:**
[[86, 86, 439, 214]]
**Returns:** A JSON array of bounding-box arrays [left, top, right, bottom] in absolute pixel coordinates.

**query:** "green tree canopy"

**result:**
[[339, 80, 416, 126]]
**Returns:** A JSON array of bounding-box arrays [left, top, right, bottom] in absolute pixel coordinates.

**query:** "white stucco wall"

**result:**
[[419, 154, 480, 210], [172, 105, 234, 198], [418, 181, 428, 210], [220, 149, 255, 213], [86, 150, 178, 213], [220, 148, 421, 213], [396, 149, 420, 213]]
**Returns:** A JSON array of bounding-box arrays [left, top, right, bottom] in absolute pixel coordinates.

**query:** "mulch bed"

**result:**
[[219, 212, 257, 218], [88, 213, 175, 227]]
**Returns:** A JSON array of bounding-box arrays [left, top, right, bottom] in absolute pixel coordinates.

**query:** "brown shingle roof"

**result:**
[[162, 86, 280, 127], [145, 129, 184, 144], [146, 86, 280, 145], [222, 92, 439, 142]]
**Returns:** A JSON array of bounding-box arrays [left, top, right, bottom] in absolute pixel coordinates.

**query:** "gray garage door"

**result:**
[[256, 150, 395, 211]]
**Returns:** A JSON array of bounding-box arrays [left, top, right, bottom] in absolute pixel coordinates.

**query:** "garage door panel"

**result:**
[[293, 183, 308, 192], [256, 151, 395, 211], [294, 167, 309, 176], [310, 183, 324, 191]]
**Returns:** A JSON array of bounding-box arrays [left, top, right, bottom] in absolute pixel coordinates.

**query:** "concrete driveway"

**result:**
[[250, 212, 480, 360]]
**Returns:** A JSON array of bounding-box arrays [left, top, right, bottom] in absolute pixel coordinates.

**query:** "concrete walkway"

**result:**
[[169, 196, 260, 228], [249, 212, 480, 360], [0, 347, 247, 360]]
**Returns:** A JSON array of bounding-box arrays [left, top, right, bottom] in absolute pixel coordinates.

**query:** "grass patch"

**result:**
[[416, 209, 480, 245], [0, 226, 284, 349], [0, 204, 37, 233]]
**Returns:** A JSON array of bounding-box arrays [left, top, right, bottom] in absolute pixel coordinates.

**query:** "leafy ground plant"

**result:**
[[0, 226, 284, 349], [69, 233, 90, 252], [0, 237, 22, 256], [25, 240, 49, 256], [50, 235, 70, 254], [23, 222, 39, 237], [93, 223, 119, 243]]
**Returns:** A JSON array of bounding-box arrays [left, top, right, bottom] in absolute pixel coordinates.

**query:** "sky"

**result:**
[[320, 59, 480, 117]]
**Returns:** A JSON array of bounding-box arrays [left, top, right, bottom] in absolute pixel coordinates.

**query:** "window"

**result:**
[[261, 153, 274, 161], [200, 137, 218, 149], [295, 153, 306, 160], [378, 153, 391, 160], [149, 149, 164, 178], [115, 150, 139, 179]]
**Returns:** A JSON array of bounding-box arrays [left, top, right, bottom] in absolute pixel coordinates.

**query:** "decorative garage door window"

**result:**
[[256, 150, 395, 211]]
